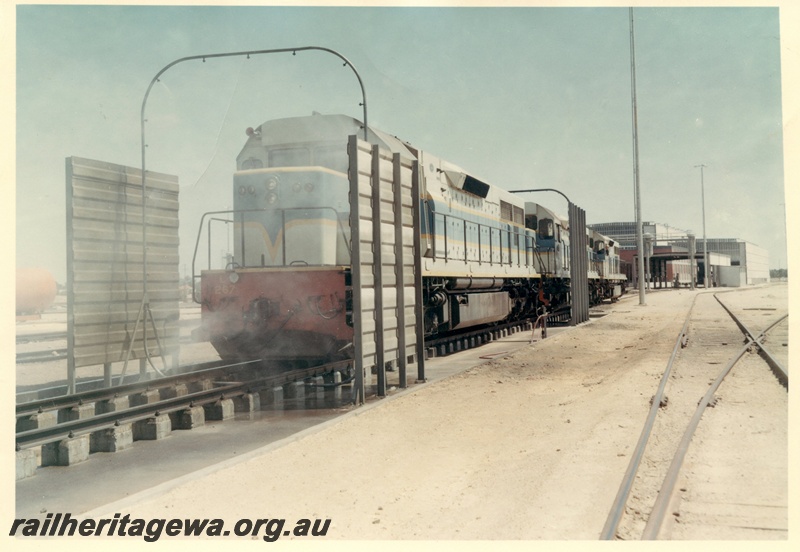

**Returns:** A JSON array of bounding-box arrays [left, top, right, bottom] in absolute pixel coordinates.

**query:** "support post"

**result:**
[[688, 233, 696, 290], [371, 144, 386, 397], [412, 161, 426, 383], [393, 153, 408, 389], [348, 136, 365, 405]]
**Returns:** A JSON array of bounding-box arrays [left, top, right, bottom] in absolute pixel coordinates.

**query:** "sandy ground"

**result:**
[[664, 288, 790, 539], [81, 285, 789, 541]]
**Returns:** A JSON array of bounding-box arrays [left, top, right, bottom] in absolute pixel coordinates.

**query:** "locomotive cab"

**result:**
[[195, 113, 417, 365], [524, 202, 569, 278]]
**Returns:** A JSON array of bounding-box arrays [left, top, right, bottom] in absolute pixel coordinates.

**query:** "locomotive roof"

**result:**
[[253, 113, 417, 158], [525, 201, 567, 228]]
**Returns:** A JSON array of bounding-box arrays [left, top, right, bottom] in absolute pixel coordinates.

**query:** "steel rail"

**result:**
[[713, 293, 758, 338], [599, 293, 699, 540], [425, 318, 532, 355], [601, 292, 787, 540], [16, 360, 240, 416], [16, 331, 68, 344], [18, 333, 197, 366], [16, 349, 69, 364], [713, 294, 788, 388], [16, 360, 351, 451], [17, 378, 117, 404], [752, 317, 789, 388], [641, 312, 787, 539], [641, 339, 751, 538], [16, 382, 242, 450]]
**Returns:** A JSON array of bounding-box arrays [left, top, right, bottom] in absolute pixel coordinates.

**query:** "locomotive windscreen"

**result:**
[[264, 144, 348, 173]]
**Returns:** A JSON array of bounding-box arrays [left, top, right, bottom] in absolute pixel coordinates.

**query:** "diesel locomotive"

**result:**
[[193, 113, 625, 366]]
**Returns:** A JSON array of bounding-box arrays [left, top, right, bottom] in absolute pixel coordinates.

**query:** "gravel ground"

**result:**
[[82, 284, 789, 542]]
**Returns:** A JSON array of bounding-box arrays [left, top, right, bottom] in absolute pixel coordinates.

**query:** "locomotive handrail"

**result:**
[[191, 206, 350, 304], [207, 217, 235, 272]]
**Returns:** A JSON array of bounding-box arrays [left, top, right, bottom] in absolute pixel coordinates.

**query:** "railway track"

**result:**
[[425, 318, 534, 358], [600, 290, 788, 540], [16, 348, 69, 364], [423, 305, 594, 358], [14, 303, 610, 480], [15, 359, 352, 470], [16, 330, 69, 344]]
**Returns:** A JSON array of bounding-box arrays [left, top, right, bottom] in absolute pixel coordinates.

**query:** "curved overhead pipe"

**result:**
[[128, 46, 368, 371]]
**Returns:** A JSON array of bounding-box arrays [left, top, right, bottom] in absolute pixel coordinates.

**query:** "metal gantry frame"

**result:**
[[127, 46, 368, 370]]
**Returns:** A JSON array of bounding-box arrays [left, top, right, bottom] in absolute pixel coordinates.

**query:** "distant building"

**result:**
[[589, 222, 769, 287], [588, 222, 689, 250], [697, 238, 770, 285]]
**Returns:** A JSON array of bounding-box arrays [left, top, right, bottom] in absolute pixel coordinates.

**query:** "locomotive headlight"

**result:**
[[247, 185, 256, 195], [292, 182, 302, 192], [304, 182, 314, 192], [238, 185, 247, 195], [266, 176, 279, 191], [267, 192, 279, 204]]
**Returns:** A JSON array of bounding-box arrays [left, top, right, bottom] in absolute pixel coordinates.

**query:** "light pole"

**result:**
[[629, 8, 646, 305], [695, 164, 709, 287], [643, 232, 653, 289], [687, 233, 696, 290]]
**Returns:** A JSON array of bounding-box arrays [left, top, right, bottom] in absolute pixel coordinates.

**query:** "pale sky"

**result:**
[[10, 2, 794, 283]]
